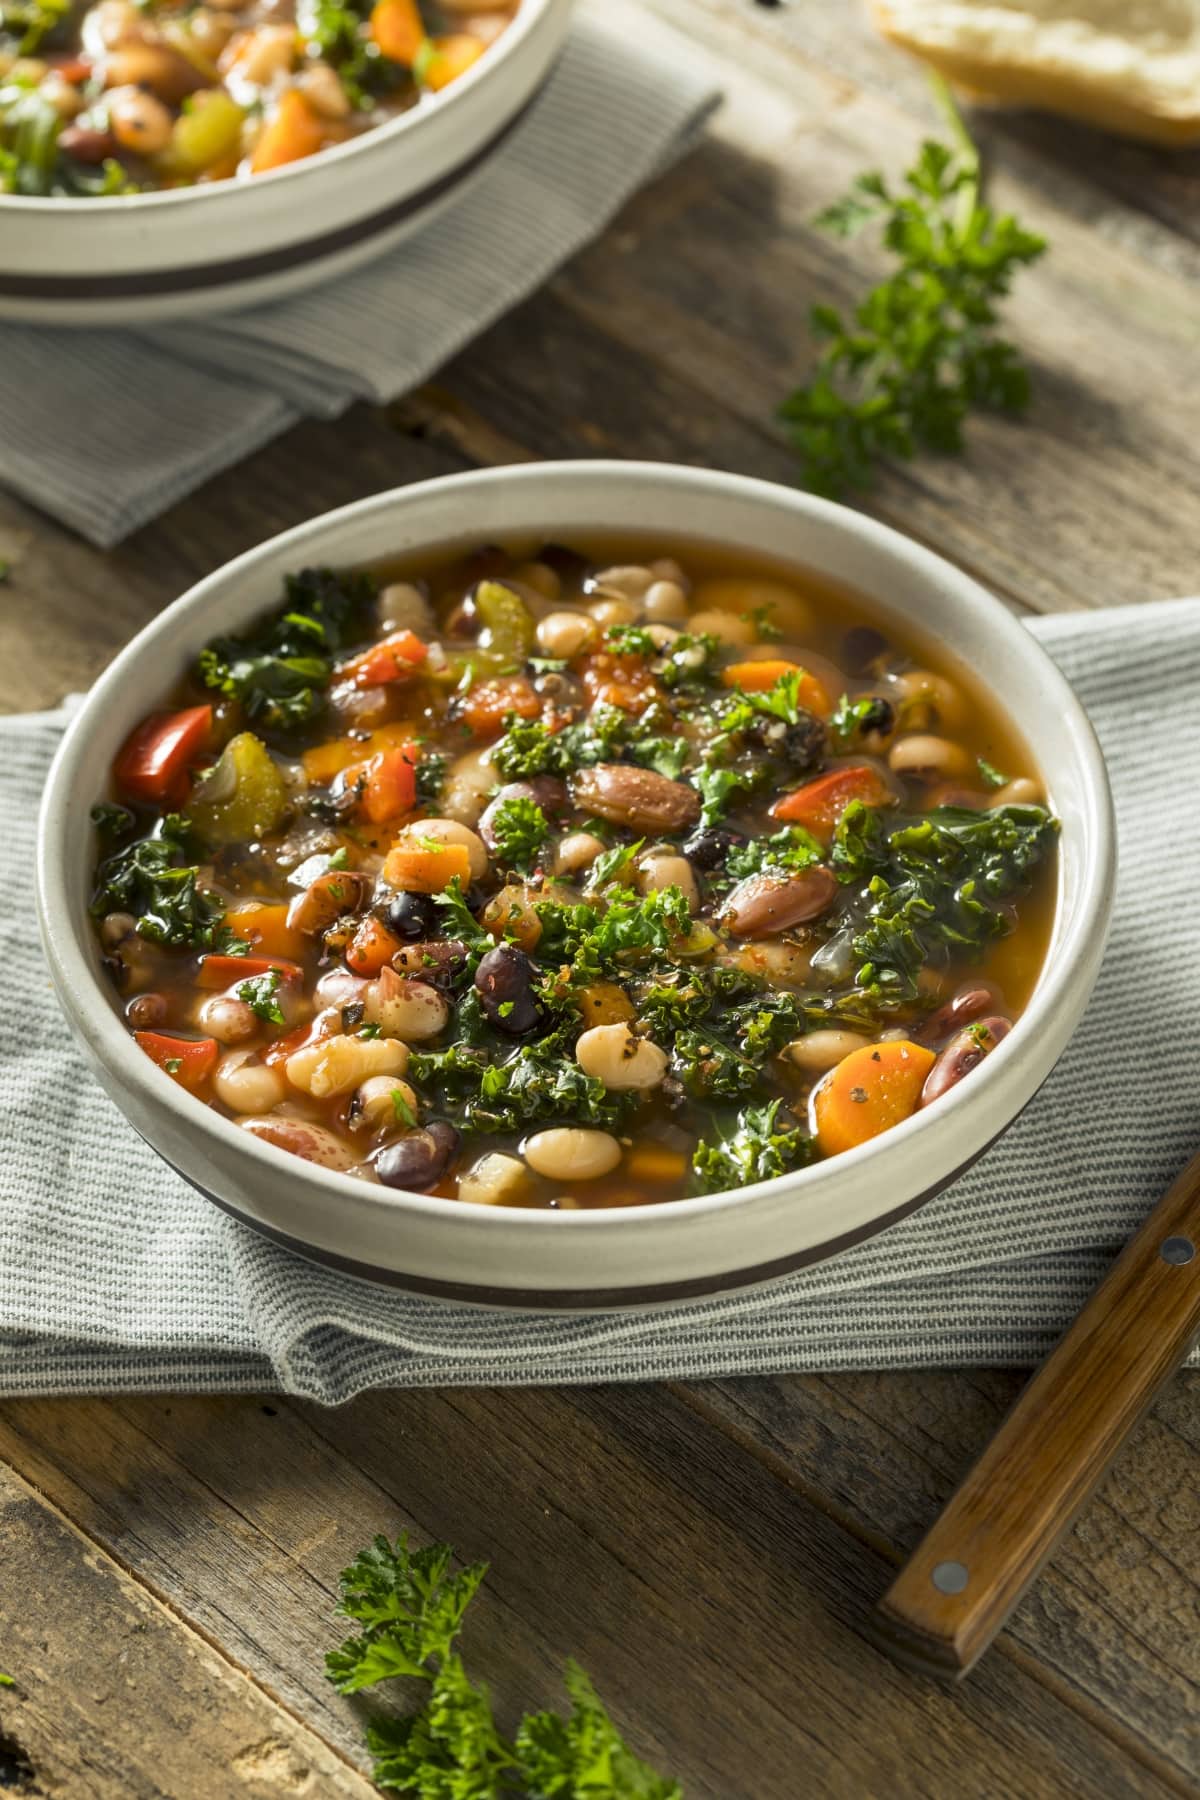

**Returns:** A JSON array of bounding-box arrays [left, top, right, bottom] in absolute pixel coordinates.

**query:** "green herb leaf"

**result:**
[[692, 1099, 813, 1195], [488, 795, 549, 875], [236, 967, 285, 1025], [977, 756, 1008, 789]]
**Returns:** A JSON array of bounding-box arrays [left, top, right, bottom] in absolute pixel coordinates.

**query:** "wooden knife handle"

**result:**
[[874, 1150, 1200, 1679]]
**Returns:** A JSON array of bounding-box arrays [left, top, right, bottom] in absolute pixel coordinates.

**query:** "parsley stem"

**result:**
[[927, 71, 979, 241]]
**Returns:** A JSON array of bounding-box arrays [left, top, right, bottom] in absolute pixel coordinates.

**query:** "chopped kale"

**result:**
[[724, 825, 822, 881], [692, 1100, 813, 1194], [670, 1028, 762, 1100], [415, 753, 447, 805], [487, 795, 548, 875], [90, 814, 235, 951], [408, 1040, 634, 1135]]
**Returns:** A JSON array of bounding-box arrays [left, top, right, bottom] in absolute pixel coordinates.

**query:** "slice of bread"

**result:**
[[872, 1, 1200, 145]]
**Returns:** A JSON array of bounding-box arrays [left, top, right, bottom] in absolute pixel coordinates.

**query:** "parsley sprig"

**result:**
[[327, 1534, 681, 1797], [779, 77, 1045, 498]]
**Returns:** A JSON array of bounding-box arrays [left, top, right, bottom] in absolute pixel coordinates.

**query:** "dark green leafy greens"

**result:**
[[294, 0, 409, 110], [724, 825, 822, 882], [409, 1040, 634, 1135], [489, 796, 549, 875], [90, 813, 242, 951], [197, 566, 377, 735], [327, 1533, 682, 1798], [778, 77, 1046, 499], [692, 1100, 812, 1195], [1, 77, 135, 195], [236, 968, 285, 1025]]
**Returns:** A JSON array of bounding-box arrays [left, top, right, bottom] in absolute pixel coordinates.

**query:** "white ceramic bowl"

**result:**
[[36, 462, 1115, 1310], [0, 0, 571, 326]]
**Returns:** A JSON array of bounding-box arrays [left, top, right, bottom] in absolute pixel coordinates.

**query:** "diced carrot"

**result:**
[[338, 744, 419, 824], [249, 89, 325, 175], [461, 676, 540, 739], [195, 954, 303, 990], [113, 704, 213, 807], [345, 916, 403, 976], [301, 721, 417, 785], [722, 659, 830, 714], [812, 1041, 936, 1158], [770, 764, 894, 839], [135, 1031, 218, 1094], [417, 31, 484, 90], [225, 902, 305, 961], [383, 841, 471, 893], [581, 654, 660, 715], [369, 0, 425, 64], [624, 1145, 688, 1185], [335, 630, 428, 689]]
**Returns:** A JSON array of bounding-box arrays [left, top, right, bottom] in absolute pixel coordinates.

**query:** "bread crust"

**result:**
[[872, 0, 1200, 146]]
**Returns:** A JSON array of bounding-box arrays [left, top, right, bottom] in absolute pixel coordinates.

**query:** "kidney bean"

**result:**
[[571, 763, 700, 834], [722, 866, 838, 938], [920, 1017, 1011, 1108], [126, 992, 167, 1029], [915, 985, 999, 1045], [374, 1120, 461, 1192], [477, 777, 568, 852], [59, 122, 117, 163], [475, 944, 540, 1035]]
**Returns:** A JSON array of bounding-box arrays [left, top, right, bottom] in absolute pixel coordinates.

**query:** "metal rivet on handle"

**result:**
[[931, 1561, 969, 1595], [1161, 1237, 1196, 1266]]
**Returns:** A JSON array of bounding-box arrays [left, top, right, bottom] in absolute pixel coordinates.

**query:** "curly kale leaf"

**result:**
[[724, 825, 823, 882], [197, 565, 377, 735], [670, 1028, 763, 1101], [408, 1041, 635, 1135], [90, 814, 236, 951], [692, 1100, 813, 1195], [488, 795, 549, 875]]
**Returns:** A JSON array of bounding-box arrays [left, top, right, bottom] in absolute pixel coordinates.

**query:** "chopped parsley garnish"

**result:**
[[164, 1058, 183, 1075], [327, 846, 349, 870], [236, 968, 286, 1025], [977, 757, 1008, 789], [488, 795, 549, 875], [586, 838, 644, 890], [829, 692, 890, 750], [391, 1088, 417, 1128]]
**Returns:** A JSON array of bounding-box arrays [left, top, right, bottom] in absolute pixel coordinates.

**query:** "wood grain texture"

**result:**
[[876, 1157, 1200, 1678], [1, 0, 1199, 1792]]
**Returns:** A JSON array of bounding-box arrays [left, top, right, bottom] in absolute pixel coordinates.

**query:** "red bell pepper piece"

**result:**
[[195, 954, 303, 990], [770, 764, 894, 839], [113, 705, 213, 807], [135, 1032, 218, 1093], [338, 744, 419, 823], [345, 916, 403, 976], [335, 630, 428, 688]]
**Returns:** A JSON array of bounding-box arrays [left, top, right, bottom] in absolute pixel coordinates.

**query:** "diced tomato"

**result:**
[[460, 675, 540, 739], [338, 744, 419, 824], [345, 916, 403, 976], [770, 764, 895, 838], [135, 1032, 218, 1093], [113, 705, 213, 807], [336, 630, 428, 689], [195, 954, 303, 990]]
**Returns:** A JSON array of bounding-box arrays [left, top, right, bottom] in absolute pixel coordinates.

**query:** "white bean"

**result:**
[[286, 1032, 408, 1100], [553, 831, 606, 878], [642, 579, 689, 623], [783, 1031, 873, 1076], [106, 83, 173, 152], [690, 577, 814, 637], [992, 776, 1044, 806], [575, 1023, 667, 1092], [588, 596, 641, 628], [296, 60, 350, 117], [238, 1114, 357, 1171], [524, 1127, 622, 1181], [648, 556, 689, 588], [590, 565, 654, 602], [457, 1152, 529, 1207], [214, 1049, 287, 1114], [687, 607, 756, 647], [100, 911, 137, 948], [392, 817, 489, 881], [888, 735, 972, 780], [440, 746, 496, 828], [197, 994, 259, 1045], [351, 1073, 420, 1133], [512, 560, 561, 601], [893, 669, 968, 730], [535, 610, 595, 658], [636, 852, 698, 912], [377, 581, 434, 636]]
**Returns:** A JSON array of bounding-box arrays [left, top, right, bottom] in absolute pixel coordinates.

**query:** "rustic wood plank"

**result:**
[[681, 1367, 1200, 1776], [0, 1390, 1189, 1800], [0, 1458, 379, 1799]]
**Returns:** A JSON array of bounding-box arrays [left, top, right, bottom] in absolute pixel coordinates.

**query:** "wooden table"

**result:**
[[2, 3, 1198, 1794]]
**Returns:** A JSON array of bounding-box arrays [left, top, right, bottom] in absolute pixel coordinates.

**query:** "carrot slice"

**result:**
[[722, 660, 830, 715], [383, 841, 471, 893], [345, 916, 403, 976], [417, 32, 484, 90], [225, 902, 305, 962], [301, 722, 418, 785], [196, 954, 303, 990], [369, 0, 425, 64], [770, 764, 894, 839], [812, 1041, 936, 1158], [135, 1031, 218, 1094], [249, 90, 325, 175], [335, 630, 428, 689]]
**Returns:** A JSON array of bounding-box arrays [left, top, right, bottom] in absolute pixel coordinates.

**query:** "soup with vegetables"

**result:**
[[90, 541, 1058, 1209], [0, 0, 516, 196]]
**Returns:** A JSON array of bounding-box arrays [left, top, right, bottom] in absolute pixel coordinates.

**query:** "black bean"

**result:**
[[682, 826, 746, 870], [841, 625, 889, 675], [374, 1120, 461, 1193], [385, 890, 438, 941], [858, 697, 895, 738], [474, 944, 540, 1035]]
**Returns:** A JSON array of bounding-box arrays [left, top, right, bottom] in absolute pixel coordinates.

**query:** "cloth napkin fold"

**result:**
[[2, 596, 1197, 1402], [0, 2, 718, 548]]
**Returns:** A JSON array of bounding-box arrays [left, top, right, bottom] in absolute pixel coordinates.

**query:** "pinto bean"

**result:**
[[571, 763, 700, 834], [722, 866, 838, 938], [392, 938, 470, 986], [915, 985, 999, 1045], [920, 1017, 1011, 1108], [239, 1115, 357, 1172], [477, 777, 568, 852], [475, 944, 540, 1035], [365, 968, 449, 1041], [374, 1120, 460, 1192]]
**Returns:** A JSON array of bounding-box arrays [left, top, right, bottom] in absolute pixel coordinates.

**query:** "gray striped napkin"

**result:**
[[0, 2, 718, 547], [0, 597, 1194, 1402]]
